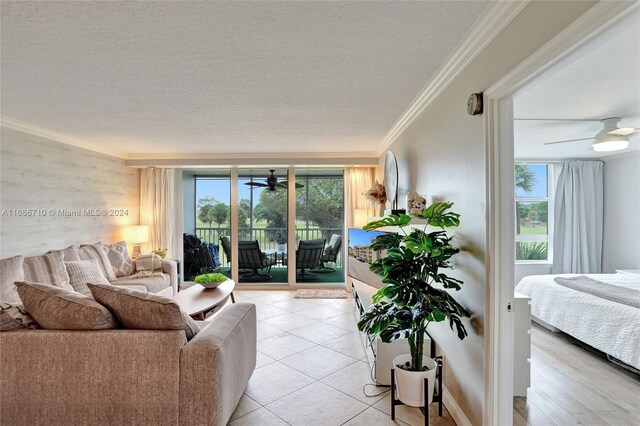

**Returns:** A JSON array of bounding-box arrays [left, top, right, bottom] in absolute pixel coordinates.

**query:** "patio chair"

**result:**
[[296, 239, 326, 280], [313, 234, 342, 273], [238, 240, 276, 280], [219, 236, 232, 275]]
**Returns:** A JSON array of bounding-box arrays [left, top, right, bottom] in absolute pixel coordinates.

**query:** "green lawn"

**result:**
[[519, 225, 547, 235]]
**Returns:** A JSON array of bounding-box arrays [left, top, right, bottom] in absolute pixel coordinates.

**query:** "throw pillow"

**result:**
[[0, 255, 24, 304], [135, 254, 163, 272], [88, 283, 199, 340], [0, 301, 39, 331], [47, 245, 81, 261], [104, 241, 135, 277], [16, 281, 117, 330], [23, 252, 73, 290], [78, 242, 117, 282], [65, 259, 110, 296]]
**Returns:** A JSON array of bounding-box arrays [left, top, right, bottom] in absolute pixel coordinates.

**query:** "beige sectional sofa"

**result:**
[[113, 258, 178, 296], [0, 243, 177, 303], [0, 244, 258, 426], [1, 303, 257, 426]]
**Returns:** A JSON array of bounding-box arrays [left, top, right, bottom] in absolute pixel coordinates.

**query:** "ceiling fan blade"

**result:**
[[244, 182, 269, 187], [609, 127, 639, 136], [276, 183, 288, 188], [543, 137, 593, 146], [278, 181, 305, 189]]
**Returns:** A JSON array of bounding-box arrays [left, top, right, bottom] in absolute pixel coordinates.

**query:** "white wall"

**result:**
[[0, 127, 140, 257], [601, 151, 640, 272], [381, 1, 596, 423]]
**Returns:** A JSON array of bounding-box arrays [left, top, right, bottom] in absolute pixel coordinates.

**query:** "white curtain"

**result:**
[[346, 167, 375, 228], [552, 160, 604, 274], [140, 168, 174, 256]]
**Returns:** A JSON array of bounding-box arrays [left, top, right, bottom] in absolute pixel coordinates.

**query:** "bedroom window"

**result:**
[[515, 163, 553, 262]]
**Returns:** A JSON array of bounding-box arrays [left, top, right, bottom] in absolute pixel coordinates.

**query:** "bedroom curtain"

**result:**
[[140, 168, 174, 256], [346, 167, 375, 228], [552, 160, 604, 274]]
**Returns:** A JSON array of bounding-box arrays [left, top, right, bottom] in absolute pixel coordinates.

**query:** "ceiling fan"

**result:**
[[516, 117, 639, 152], [243, 169, 304, 191]]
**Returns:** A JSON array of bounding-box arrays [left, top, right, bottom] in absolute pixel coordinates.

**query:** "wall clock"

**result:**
[[467, 92, 483, 116]]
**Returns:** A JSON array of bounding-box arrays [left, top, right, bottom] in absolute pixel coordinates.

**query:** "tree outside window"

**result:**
[[515, 164, 553, 262]]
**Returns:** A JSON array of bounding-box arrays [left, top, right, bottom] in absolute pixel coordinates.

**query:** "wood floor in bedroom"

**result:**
[[514, 323, 640, 426]]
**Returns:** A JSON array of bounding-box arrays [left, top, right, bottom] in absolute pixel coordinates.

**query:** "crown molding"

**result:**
[[1, 116, 128, 159], [374, 0, 530, 157], [125, 152, 379, 168], [126, 151, 377, 161]]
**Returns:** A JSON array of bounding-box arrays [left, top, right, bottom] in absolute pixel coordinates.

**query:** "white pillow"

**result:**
[[65, 259, 110, 297], [0, 255, 24, 304]]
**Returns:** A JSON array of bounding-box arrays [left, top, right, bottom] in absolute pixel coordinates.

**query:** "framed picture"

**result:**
[[406, 191, 427, 215]]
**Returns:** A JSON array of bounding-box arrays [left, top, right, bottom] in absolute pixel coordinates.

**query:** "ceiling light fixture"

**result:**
[[592, 122, 630, 152]]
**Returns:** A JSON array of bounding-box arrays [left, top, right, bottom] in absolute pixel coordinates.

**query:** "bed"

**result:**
[[515, 273, 640, 369]]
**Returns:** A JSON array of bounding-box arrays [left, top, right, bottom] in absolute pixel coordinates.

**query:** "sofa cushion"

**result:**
[[88, 283, 199, 340], [135, 254, 164, 272], [46, 245, 81, 261], [65, 259, 110, 296], [104, 241, 135, 277], [16, 281, 117, 330], [112, 273, 170, 294], [0, 301, 39, 331], [23, 252, 72, 290], [0, 255, 24, 304], [78, 242, 117, 281]]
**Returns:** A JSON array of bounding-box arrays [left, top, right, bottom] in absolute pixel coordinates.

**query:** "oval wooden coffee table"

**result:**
[[173, 279, 236, 320]]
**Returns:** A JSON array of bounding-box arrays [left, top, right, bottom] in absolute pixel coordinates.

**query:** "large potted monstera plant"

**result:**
[[357, 202, 469, 407]]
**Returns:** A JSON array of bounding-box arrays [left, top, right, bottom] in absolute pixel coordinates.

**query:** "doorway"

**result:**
[[483, 3, 639, 424]]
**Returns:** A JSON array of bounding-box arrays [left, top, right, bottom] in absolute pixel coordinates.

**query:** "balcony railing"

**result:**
[[195, 227, 343, 267]]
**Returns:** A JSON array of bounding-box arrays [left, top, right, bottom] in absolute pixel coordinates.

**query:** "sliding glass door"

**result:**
[[295, 171, 344, 285], [237, 169, 288, 284], [186, 168, 344, 286]]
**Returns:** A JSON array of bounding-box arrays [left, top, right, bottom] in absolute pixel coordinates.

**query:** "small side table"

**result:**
[[173, 279, 236, 320], [391, 356, 443, 426]]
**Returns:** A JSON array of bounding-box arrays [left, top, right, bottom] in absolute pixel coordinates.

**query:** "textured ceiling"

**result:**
[[514, 22, 640, 159], [1, 1, 489, 156]]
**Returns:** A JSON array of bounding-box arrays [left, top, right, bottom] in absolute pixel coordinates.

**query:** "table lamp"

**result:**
[[123, 225, 149, 259]]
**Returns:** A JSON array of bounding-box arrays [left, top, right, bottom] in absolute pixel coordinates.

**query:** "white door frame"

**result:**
[[483, 2, 639, 424]]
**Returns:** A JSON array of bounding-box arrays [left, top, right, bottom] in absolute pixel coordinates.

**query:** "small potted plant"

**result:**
[[357, 202, 469, 407], [194, 272, 229, 289], [152, 248, 168, 259], [274, 230, 287, 252]]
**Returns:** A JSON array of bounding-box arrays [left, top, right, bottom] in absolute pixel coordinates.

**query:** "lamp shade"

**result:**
[[123, 225, 149, 244]]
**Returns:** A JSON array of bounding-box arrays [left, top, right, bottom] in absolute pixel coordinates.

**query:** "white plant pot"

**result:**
[[393, 354, 437, 407]]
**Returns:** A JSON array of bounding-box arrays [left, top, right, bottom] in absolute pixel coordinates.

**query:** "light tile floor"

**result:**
[[228, 289, 455, 426]]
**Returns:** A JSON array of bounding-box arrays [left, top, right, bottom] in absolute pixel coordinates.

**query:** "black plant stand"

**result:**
[[390, 356, 443, 426]]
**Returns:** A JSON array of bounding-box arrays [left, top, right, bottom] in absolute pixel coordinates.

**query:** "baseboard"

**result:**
[[443, 386, 472, 426]]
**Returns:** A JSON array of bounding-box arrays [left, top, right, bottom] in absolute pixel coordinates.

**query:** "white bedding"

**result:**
[[515, 274, 640, 369]]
